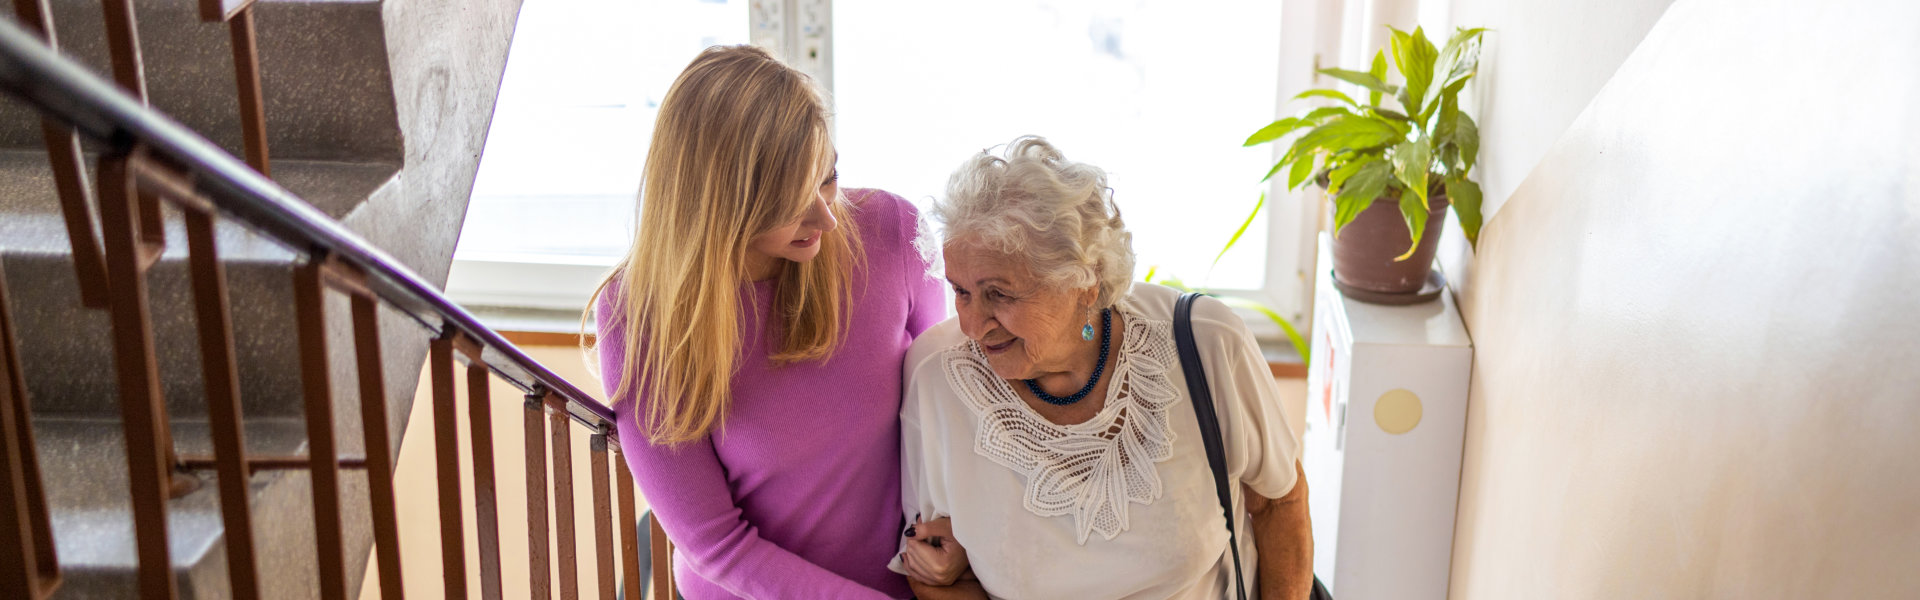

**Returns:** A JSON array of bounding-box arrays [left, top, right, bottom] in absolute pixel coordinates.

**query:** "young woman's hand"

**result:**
[[900, 515, 970, 586]]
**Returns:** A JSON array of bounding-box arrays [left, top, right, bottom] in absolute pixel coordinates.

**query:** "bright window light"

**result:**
[[833, 0, 1283, 290]]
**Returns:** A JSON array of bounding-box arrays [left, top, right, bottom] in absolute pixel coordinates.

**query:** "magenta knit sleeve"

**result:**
[[596, 294, 894, 600], [894, 196, 948, 336]]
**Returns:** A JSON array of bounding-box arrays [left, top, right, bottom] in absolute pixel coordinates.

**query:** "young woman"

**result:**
[[590, 45, 945, 599]]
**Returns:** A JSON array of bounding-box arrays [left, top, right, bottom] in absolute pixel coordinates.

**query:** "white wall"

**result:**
[[1444, 0, 1920, 597]]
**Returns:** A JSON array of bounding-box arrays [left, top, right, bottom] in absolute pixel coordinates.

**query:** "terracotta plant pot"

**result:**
[[1331, 189, 1450, 296]]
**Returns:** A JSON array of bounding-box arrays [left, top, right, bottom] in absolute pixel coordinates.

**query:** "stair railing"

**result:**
[[0, 14, 668, 600]]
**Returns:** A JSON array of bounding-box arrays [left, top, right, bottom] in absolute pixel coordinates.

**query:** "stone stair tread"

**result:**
[[0, 148, 398, 259], [32, 414, 310, 569], [0, 0, 400, 164]]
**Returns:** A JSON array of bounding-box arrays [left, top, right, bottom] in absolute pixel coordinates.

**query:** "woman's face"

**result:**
[[746, 162, 840, 279], [944, 239, 1097, 381]]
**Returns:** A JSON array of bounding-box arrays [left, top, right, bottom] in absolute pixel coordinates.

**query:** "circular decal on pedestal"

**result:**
[[1374, 388, 1422, 435]]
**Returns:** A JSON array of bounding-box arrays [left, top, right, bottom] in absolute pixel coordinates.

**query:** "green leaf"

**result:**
[[1389, 26, 1439, 117], [1332, 160, 1391, 236], [1391, 138, 1431, 210], [1213, 192, 1265, 267], [1331, 194, 1369, 238], [1372, 113, 1412, 138], [1302, 106, 1352, 122], [1317, 68, 1394, 99], [1287, 153, 1318, 190], [1436, 28, 1488, 87], [1394, 187, 1429, 261], [1453, 109, 1479, 174], [1143, 264, 1156, 282], [1293, 88, 1359, 107], [1423, 28, 1486, 121], [1368, 49, 1389, 106], [1327, 156, 1372, 194], [1245, 117, 1308, 146], [1369, 106, 1411, 122], [1218, 296, 1310, 365], [1445, 176, 1484, 247], [1290, 115, 1402, 158]]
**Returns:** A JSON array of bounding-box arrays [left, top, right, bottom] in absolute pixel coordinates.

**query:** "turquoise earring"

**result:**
[[1082, 308, 1096, 341]]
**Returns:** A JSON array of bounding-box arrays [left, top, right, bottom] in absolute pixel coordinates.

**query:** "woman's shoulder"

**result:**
[[846, 188, 928, 252], [904, 317, 965, 380], [1122, 282, 1253, 345]]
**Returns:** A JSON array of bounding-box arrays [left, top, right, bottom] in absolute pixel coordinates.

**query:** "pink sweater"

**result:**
[[597, 190, 945, 599]]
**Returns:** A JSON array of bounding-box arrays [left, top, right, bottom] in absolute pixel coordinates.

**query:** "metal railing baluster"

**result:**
[[184, 207, 262, 600]]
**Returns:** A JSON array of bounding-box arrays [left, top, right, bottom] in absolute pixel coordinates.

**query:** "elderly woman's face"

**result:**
[[945, 240, 1097, 381]]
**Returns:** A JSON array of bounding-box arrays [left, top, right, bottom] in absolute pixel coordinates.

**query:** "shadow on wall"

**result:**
[[1443, 0, 1920, 598]]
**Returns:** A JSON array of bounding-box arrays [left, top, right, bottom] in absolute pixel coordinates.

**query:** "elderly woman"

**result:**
[[889, 136, 1314, 599]]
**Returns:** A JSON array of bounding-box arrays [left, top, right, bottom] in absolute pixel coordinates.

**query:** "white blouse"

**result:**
[[890, 283, 1304, 599]]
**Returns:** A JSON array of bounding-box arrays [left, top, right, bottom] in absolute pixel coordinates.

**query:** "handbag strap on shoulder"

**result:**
[[1174, 292, 1247, 600]]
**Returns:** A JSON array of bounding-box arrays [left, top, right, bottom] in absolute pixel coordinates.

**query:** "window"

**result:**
[[452, 0, 1314, 338], [450, 0, 750, 309]]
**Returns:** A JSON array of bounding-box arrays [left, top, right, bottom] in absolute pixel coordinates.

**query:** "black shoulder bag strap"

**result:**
[[1174, 292, 1248, 600]]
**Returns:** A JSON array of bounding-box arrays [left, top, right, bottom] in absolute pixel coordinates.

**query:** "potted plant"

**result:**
[[1246, 26, 1486, 303]]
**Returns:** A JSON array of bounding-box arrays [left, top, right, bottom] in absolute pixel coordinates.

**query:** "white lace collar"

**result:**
[[941, 309, 1182, 544]]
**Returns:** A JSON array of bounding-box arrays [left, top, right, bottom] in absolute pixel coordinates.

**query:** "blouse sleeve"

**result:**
[[887, 329, 954, 576], [1190, 296, 1303, 499], [597, 293, 895, 600]]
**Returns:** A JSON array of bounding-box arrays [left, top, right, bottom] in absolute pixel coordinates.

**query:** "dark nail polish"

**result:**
[[904, 526, 917, 538]]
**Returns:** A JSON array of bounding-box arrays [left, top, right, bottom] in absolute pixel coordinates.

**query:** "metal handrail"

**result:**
[[0, 17, 616, 429]]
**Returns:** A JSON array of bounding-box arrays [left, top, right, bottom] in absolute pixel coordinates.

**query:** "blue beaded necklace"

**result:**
[[1024, 308, 1112, 406]]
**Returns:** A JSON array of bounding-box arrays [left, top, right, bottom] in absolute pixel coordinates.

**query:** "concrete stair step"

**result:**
[[0, 0, 400, 163], [31, 415, 350, 599]]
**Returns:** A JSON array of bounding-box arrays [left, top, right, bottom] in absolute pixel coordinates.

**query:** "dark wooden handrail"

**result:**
[[0, 18, 616, 429]]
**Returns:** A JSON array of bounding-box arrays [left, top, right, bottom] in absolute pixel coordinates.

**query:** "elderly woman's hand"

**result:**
[[901, 515, 971, 586]]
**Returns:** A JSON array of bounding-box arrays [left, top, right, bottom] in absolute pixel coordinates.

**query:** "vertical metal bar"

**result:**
[[96, 152, 174, 599], [590, 431, 615, 600], [429, 332, 468, 597], [99, 0, 147, 100], [227, 5, 270, 176], [0, 258, 58, 598], [462, 350, 503, 600], [548, 398, 578, 600], [615, 449, 642, 600], [136, 191, 164, 249], [12, 0, 111, 309], [41, 122, 108, 309], [350, 293, 404, 600], [291, 258, 348, 599], [648, 520, 673, 600], [524, 393, 551, 600], [184, 208, 260, 600]]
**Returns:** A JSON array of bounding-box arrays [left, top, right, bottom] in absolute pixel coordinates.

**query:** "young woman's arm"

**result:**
[[601, 315, 894, 600]]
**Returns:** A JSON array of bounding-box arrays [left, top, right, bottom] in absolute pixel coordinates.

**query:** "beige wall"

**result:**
[[1442, 0, 1920, 597], [358, 345, 635, 599]]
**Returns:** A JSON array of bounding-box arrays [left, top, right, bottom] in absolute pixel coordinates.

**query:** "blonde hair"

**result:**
[[588, 45, 862, 446], [933, 135, 1134, 308]]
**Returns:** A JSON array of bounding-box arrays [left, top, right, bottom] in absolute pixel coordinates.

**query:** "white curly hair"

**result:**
[[930, 135, 1136, 309]]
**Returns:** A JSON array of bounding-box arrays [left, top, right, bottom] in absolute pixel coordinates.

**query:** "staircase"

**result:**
[[0, 0, 524, 596]]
